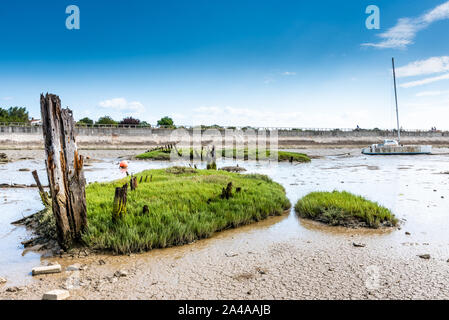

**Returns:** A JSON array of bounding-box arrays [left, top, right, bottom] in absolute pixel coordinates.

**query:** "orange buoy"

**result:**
[[119, 160, 128, 169]]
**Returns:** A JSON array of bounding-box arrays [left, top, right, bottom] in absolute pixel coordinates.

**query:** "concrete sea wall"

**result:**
[[1, 125, 448, 149]]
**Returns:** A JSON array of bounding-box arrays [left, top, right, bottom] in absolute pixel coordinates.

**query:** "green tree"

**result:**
[[77, 117, 94, 126], [0, 108, 8, 122], [140, 121, 151, 127], [96, 116, 118, 125], [0, 107, 29, 122], [157, 116, 174, 128]]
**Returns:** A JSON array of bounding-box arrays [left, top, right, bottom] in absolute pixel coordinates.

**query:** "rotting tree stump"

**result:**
[[40, 93, 87, 250]]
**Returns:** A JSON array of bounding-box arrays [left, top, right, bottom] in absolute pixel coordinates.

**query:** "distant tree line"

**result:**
[[0, 107, 29, 123], [77, 115, 175, 128]]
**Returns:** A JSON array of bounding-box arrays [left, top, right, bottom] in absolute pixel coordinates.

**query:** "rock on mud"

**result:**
[[418, 254, 431, 260], [114, 270, 128, 277], [66, 264, 80, 272], [32, 264, 62, 276], [0, 277, 6, 284], [42, 289, 70, 300], [353, 242, 366, 248]]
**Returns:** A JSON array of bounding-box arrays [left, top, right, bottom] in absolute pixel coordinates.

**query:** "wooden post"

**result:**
[[130, 176, 137, 191], [40, 93, 87, 250], [220, 182, 233, 200], [112, 183, 128, 222], [31, 170, 49, 206], [142, 205, 149, 215]]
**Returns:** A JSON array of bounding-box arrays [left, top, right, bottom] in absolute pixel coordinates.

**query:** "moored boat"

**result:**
[[362, 58, 432, 156], [362, 140, 432, 155]]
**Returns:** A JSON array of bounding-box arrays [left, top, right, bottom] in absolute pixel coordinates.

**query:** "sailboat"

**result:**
[[362, 58, 432, 155]]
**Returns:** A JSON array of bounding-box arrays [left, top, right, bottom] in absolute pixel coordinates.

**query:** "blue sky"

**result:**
[[0, 0, 448, 129]]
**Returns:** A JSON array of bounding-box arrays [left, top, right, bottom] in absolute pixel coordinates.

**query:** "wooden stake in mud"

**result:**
[[40, 93, 87, 250], [112, 183, 128, 222], [130, 176, 138, 191], [31, 170, 49, 206]]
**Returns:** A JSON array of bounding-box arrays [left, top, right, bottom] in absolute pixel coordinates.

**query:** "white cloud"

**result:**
[[362, 1, 449, 49], [396, 56, 449, 77], [400, 72, 449, 88], [1, 97, 13, 101], [281, 71, 296, 76], [415, 90, 449, 97], [98, 98, 145, 113]]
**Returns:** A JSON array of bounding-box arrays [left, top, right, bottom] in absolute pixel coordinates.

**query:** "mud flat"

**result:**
[[1, 148, 448, 299]]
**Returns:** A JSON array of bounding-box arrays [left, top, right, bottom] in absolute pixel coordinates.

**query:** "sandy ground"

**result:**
[[1, 148, 448, 300]]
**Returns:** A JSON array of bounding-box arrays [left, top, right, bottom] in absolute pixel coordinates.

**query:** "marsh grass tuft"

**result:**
[[83, 168, 291, 253], [136, 148, 311, 163], [295, 191, 397, 228]]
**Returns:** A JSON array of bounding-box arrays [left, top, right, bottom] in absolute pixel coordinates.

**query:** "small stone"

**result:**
[[0, 277, 6, 284], [32, 264, 62, 276], [66, 264, 80, 272], [98, 259, 106, 265], [405, 232, 411, 235], [6, 286, 21, 292], [42, 289, 70, 300], [114, 270, 128, 277], [225, 252, 238, 257], [418, 254, 431, 260], [353, 242, 366, 248]]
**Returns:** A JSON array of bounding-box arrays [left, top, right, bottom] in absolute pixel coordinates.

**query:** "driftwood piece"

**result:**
[[31, 170, 49, 206], [40, 93, 87, 250], [113, 183, 128, 222]]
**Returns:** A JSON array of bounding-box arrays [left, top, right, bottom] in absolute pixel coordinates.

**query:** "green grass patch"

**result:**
[[221, 149, 311, 163], [83, 168, 291, 253], [136, 148, 310, 163], [135, 149, 172, 160], [294, 191, 397, 228]]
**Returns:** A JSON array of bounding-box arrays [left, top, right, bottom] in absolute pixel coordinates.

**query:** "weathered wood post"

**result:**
[[31, 170, 49, 206], [112, 183, 128, 222], [40, 93, 87, 250]]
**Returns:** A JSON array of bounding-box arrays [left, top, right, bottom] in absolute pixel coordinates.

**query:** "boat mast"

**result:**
[[392, 57, 401, 143]]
